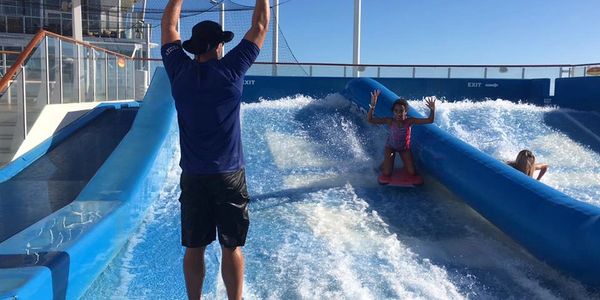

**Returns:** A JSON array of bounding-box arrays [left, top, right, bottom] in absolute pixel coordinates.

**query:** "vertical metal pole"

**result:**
[[105, 54, 109, 100], [447, 67, 451, 79], [272, 0, 279, 76], [353, 0, 361, 77], [220, 2, 226, 53], [92, 50, 96, 101], [377, 67, 380, 78], [21, 67, 27, 137], [145, 23, 151, 88], [44, 37, 50, 104], [115, 56, 119, 100], [521, 67, 525, 79], [3, 53, 8, 104], [558, 67, 562, 79], [76, 44, 81, 102], [484, 67, 488, 79], [117, 0, 122, 38], [584, 66, 587, 77], [132, 59, 136, 99], [72, 0, 83, 40], [344, 66, 347, 78], [412, 67, 416, 78], [141, 0, 147, 21], [309, 65, 313, 77], [125, 58, 128, 99], [58, 39, 63, 104], [2, 53, 6, 80]]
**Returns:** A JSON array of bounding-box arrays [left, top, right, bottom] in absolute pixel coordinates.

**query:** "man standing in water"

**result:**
[[161, 0, 269, 299]]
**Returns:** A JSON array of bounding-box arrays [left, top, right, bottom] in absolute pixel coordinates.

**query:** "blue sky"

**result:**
[[269, 0, 600, 65]]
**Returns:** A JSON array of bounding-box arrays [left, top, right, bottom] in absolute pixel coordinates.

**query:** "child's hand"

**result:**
[[370, 90, 380, 108], [425, 96, 436, 110]]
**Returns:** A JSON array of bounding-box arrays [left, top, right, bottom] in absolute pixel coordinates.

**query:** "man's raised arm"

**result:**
[[243, 0, 270, 49], [162, 0, 183, 45]]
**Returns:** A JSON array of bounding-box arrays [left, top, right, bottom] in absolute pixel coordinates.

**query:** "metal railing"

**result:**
[[247, 61, 600, 80], [143, 58, 600, 81], [0, 29, 147, 165]]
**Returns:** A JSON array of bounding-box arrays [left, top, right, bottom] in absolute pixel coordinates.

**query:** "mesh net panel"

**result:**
[[138, 0, 305, 75]]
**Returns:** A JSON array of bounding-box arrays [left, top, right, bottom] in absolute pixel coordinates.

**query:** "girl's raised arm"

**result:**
[[367, 90, 391, 125], [410, 96, 436, 125]]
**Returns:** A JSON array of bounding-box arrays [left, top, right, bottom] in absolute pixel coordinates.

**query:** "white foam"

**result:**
[[265, 130, 331, 169], [295, 184, 465, 299]]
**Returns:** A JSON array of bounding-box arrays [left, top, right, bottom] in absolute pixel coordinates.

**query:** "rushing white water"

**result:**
[[411, 98, 600, 206], [83, 95, 599, 299]]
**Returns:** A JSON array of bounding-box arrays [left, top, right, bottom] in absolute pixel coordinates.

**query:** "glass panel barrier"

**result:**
[[247, 63, 275, 76], [81, 47, 94, 102], [357, 66, 380, 78], [0, 70, 25, 166], [413, 66, 453, 79], [107, 55, 117, 100], [117, 57, 126, 100], [484, 66, 523, 79], [571, 66, 587, 78], [378, 67, 415, 78], [46, 36, 62, 104], [95, 50, 107, 101], [61, 42, 78, 103], [310, 65, 346, 77], [127, 59, 135, 99], [446, 67, 487, 79], [23, 43, 45, 134]]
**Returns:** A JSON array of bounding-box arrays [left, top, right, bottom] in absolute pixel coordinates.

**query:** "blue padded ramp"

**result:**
[[0, 67, 176, 299], [0, 108, 137, 243]]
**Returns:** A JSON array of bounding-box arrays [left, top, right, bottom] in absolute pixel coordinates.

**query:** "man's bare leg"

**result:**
[[221, 246, 244, 300], [184, 247, 206, 300]]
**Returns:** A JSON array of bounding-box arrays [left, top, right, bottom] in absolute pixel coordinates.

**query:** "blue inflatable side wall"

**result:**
[[342, 77, 600, 284], [552, 77, 600, 112], [243, 76, 550, 104], [0, 67, 176, 299]]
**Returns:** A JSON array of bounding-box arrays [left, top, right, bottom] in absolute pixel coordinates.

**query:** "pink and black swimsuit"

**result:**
[[386, 121, 411, 151]]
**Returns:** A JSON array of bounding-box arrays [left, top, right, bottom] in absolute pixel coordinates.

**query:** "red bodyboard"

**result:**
[[378, 169, 423, 187]]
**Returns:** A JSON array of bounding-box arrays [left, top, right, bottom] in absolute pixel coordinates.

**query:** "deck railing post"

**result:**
[[76, 44, 81, 103], [58, 39, 63, 103], [92, 50, 96, 101], [105, 54, 109, 101], [44, 37, 50, 104], [21, 66, 27, 137]]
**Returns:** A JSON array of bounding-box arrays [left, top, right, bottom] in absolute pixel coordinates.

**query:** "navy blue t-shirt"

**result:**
[[161, 39, 259, 175]]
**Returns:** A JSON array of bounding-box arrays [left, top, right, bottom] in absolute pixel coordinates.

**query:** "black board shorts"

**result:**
[[179, 168, 250, 248]]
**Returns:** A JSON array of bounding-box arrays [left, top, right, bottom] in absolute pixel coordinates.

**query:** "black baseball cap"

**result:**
[[182, 20, 234, 55]]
